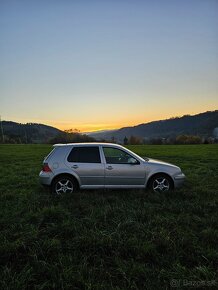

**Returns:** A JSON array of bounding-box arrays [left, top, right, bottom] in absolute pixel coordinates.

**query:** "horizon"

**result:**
[[2, 108, 217, 133], [1, 1, 218, 132]]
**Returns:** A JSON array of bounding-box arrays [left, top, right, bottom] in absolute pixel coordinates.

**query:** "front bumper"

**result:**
[[174, 172, 186, 188]]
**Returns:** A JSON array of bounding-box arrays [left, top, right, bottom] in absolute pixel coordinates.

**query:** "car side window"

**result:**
[[103, 147, 139, 164], [67, 146, 101, 163]]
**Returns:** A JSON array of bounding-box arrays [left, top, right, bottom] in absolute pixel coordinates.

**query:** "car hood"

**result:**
[[144, 158, 180, 170]]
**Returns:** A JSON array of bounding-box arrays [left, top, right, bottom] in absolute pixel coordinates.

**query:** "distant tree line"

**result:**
[[1, 130, 217, 145], [47, 131, 95, 144], [120, 135, 218, 145], [0, 134, 24, 144], [0, 132, 95, 144], [0, 129, 95, 144]]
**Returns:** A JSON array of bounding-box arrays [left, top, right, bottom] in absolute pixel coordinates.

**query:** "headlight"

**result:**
[[174, 173, 186, 180]]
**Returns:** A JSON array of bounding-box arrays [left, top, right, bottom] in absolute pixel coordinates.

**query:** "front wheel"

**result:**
[[149, 174, 173, 193], [51, 175, 77, 195]]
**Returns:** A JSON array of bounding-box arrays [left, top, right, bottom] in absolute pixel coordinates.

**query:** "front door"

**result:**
[[102, 147, 145, 186]]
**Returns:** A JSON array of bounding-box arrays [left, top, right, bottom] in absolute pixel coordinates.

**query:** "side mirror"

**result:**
[[128, 157, 138, 165]]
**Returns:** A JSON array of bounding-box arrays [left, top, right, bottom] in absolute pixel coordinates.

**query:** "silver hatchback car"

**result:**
[[39, 143, 185, 194]]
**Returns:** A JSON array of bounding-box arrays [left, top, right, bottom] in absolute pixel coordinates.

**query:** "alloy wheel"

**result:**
[[55, 179, 74, 195], [152, 177, 170, 193]]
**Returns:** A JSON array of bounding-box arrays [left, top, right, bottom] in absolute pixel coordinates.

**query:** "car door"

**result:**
[[102, 146, 146, 186], [66, 146, 104, 187]]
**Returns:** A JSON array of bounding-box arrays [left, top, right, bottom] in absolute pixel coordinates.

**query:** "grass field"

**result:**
[[0, 144, 217, 289]]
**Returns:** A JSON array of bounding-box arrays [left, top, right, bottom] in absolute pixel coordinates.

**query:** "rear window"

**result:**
[[67, 146, 101, 163]]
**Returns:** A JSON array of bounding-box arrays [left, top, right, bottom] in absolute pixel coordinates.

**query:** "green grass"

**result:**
[[0, 144, 217, 289]]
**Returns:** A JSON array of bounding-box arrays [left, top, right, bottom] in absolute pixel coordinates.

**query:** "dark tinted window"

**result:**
[[68, 146, 101, 163], [103, 147, 139, 164]]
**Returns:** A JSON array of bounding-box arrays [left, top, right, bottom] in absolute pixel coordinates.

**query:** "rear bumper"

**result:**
[[39, 171, 54, 186], [174, 172, 186, 188]]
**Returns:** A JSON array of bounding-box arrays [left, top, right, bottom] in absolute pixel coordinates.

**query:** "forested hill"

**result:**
[[117, 110, 218, 138], [1, 121, 61, 143], [89, 110, 218, 141]]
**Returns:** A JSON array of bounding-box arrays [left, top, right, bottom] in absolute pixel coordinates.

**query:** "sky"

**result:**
[[0, 0, 218, 132]]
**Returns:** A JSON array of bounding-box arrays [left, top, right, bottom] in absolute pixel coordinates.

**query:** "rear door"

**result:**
[[102, 146, 146, 186], [66, 146, 104, 186]]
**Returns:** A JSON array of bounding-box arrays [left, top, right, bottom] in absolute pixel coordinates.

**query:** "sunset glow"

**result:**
[[1, 1, 217, 132]]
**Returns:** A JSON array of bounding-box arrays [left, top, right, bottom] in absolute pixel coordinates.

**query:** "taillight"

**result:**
[[42, 163, 52, 172]]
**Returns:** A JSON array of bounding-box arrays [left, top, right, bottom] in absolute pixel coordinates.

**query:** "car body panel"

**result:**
[[39, 142, 185, 190], [66, 162, 105, 186], [146, 158, 180, 170], [104, 163, 146, 186]]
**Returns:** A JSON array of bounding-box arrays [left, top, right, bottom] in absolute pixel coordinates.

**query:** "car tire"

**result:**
[[51, 175, 77, 195], [148, 174, 173, 193]]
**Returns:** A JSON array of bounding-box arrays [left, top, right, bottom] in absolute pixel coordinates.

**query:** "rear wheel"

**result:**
[[149, 174, 173, 193], [51, 175, 77, 195]]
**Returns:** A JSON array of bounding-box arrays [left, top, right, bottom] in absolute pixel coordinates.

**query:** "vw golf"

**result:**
[[39, 143, 185, 194]]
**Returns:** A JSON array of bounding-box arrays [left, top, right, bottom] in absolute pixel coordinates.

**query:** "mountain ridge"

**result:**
[[1, 110, 218, 143], [88, 110, 218, 141]]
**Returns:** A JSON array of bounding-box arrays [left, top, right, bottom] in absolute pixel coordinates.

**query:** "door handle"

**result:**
[[106, 166, 113, 170], [71, 165, 78, 169]]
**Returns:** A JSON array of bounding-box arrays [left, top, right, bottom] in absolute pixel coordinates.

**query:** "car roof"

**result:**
[[53, 142, 124, 148]]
